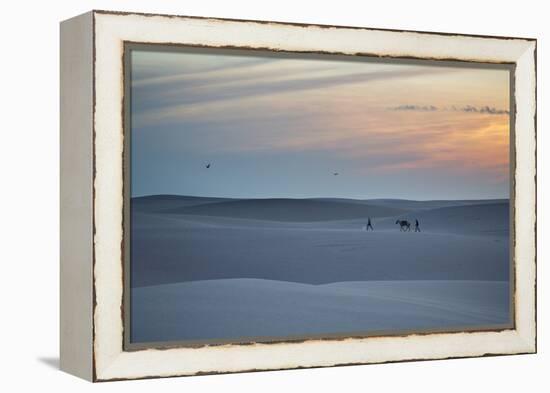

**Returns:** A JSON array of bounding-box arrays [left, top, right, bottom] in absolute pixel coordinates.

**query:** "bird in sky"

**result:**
[[206, 163, 211, 169], [333, 172, 339, 176]]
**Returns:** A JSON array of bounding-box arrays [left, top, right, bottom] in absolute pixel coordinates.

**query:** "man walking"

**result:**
[[366, 217, 374, 231], [414, 218, 421, 232]]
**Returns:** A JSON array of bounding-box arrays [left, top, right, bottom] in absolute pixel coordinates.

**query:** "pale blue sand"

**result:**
[[131, 279, 510, 343], [130, 197, 510, 344]]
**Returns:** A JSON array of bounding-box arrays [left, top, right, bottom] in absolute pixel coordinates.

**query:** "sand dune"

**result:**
[[132, 194, 234, 213], [376, 202, 509, 236], [131, 278, 510, 343], [130, 195, 510, 343], [364, 198, 508, 211], [131, 213, 509, 287], [160, 198, 407, 222]]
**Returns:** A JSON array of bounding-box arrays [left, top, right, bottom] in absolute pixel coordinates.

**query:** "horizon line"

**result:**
[[131, 193, 510, 202]]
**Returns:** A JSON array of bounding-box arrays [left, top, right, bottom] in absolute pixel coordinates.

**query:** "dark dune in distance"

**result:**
[[362, 198, 508, 210], [158, 198, 408, 222], [132, 194, 233, 212], [131, 194, 509, 222], [376, 202, 509, 236], [404, 202, 508, 225]]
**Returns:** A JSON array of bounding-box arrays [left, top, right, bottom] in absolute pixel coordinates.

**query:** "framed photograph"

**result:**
[[60, 10, 537, 381]]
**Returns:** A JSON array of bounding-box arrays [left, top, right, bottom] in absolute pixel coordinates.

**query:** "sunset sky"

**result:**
[[130, 48, 511, 200]]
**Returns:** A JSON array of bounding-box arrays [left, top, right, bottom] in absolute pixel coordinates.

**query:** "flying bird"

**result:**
[[333, 172, 339, 176], [206, 163, 211, 169]]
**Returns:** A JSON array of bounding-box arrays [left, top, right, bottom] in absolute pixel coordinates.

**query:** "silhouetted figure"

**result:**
[[333, 172, 339, 176], [414, 219, 421, 232], [206, 163, 211, 169], [366, 217, 374, 231]]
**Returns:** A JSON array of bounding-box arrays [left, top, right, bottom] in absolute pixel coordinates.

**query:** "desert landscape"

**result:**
[[130, 195, 511, 343]]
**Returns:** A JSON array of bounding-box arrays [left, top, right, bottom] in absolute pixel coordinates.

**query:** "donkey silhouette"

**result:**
[[395, 220, 411, 232]]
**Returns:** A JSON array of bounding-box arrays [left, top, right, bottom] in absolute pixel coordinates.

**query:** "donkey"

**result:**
[[395, 220, 411, 232]]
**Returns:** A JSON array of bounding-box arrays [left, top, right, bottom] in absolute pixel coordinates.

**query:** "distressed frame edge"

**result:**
[[90, 11, 537, 382], [91, 8, 537, 42], [512, 40, 537, 353]]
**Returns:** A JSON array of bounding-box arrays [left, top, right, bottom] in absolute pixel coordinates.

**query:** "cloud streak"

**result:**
[[389, 104, 509, 115], [134, 67, 451, 128]]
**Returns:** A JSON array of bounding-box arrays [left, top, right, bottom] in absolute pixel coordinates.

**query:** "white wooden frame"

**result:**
[[60, 10, 537, 382]]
